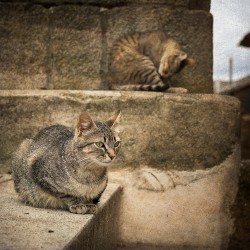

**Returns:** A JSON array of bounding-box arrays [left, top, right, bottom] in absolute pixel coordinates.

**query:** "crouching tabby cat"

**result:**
[[12, 111, 121, 214], [108, 31, 195, 92]]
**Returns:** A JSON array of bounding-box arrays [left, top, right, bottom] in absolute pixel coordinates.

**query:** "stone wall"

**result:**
[[0, 0, 213, 93]]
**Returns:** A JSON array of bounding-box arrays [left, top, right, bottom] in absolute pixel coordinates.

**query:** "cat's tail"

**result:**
[[11, 139, 33, 193], [12, 139, 67, 209], [12, 139, 33, 172], [111, 82, 170, 92], [11, 139, 44, 206]]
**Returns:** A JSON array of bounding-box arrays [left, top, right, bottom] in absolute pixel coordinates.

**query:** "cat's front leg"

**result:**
[[162, 79, 188, 93], [61, 195, 97, 214], [69, 203, 97, 214], [166, 87, 188, 93]]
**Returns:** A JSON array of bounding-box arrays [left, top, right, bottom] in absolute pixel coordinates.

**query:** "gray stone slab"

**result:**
[[0, 90, 240, 173], [49, 5, 103, 90], [0, 175, 121, 250], [0, 3, 49, 90], [104, 7, 213, 93]]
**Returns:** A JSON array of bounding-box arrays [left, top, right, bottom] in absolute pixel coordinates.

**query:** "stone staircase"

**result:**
[[0, 0, 244, 249]]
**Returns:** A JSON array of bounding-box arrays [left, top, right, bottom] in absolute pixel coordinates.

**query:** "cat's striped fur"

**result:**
[[108, 31, 195, 92], [12, 111, 121, 214]]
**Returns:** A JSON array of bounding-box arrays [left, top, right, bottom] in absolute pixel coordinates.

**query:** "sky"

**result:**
[[211, 0, 250, 81]]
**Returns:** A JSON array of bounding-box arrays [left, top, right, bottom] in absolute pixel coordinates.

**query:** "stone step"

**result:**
[[0, 174, 122, 250], [0, 90, 240, 173]]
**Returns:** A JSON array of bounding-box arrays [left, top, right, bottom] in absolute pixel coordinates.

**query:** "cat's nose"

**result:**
[[107, 149, 116, 160], [110, 155, 115, 160]]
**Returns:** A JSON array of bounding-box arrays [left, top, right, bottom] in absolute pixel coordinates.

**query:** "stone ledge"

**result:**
[[0, 90, 240, 173], [0, 175, 122, 250]]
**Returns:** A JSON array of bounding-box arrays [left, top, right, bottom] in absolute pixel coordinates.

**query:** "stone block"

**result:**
[[0, 90, 240, 174], [0, 4, 103, 90], [110, 144, 240, 248], [0, 176, 121, 250], [49, 5, 103, 90], [0, 3, 49, 90], [104, 7, 213, 93]]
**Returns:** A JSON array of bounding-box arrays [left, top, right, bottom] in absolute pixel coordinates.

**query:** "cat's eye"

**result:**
[[95, 142, 104, 148], [114, 141, 121, 147]]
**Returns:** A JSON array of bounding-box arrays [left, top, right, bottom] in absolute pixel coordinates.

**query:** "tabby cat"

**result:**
[[108, 31, 195, 92], [12, 111, 121, 214]]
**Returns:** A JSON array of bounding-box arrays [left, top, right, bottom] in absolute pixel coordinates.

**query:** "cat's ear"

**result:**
[[177, 52, 187, 61], [106, 110, 121, 128], [76, 112, 96, 136], [185, 58, 196, 66]]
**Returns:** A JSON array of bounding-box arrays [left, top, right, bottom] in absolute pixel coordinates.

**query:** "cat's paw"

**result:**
[[166, 87, 188, 94], [87, 204, 98, 214], [69, 204, 97, 214]]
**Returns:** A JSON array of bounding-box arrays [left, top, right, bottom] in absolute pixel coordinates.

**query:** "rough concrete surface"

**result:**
[[0, 175, 121, 250], [0, 4, 49, 90], [49, 5, 103, 90], [0, 4, 102, 90], [0, 90, 240, 173], [109, 144, 241, 249]]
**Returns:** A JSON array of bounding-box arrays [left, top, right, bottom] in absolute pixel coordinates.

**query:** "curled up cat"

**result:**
[[12, 111, 121, 214], [108, 31, 195, 92]]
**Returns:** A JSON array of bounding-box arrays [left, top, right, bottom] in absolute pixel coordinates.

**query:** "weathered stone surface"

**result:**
[[110, 144, 240, 248], [0, 176, 121, 250], [49, 5, 103, 90], [0, 90, 240, 173], [0, 3, 49, 89], [0, 4, 103, 90], [104, 7, 213, 93]]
